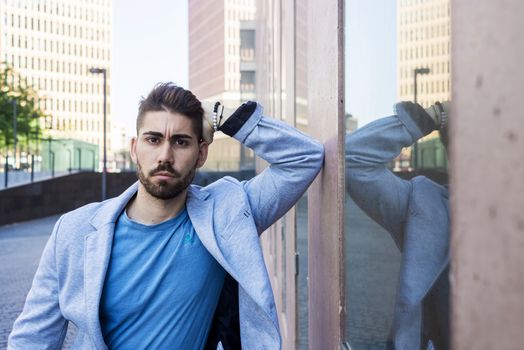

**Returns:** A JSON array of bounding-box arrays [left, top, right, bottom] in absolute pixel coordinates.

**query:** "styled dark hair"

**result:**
[[137, 83, 203, 140]]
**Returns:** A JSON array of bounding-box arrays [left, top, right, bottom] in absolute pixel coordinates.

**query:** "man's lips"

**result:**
[[152, 171, 176, 178]]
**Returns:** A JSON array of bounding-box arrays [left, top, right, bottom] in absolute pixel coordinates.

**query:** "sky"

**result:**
[[112, 0, 188, 134], [345, 0, 397, 126], [111, 0, 396, 132]]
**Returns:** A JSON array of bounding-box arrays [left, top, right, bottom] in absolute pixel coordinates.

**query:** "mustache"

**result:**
[[149, 163, 181, 177]]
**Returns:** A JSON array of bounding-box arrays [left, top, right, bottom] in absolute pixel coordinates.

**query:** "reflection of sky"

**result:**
[[112, 0, 189, 134], [345, 0, 397, 126]]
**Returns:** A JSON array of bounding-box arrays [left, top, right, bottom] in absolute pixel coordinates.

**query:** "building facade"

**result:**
[[0, 0, 112, 157], [189, 0, 256, 106], [397, 0, 451, 107], [188, 0, 256, 170]]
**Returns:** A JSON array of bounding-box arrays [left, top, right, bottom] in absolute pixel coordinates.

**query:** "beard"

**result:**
[[136, 161, 196, 200]]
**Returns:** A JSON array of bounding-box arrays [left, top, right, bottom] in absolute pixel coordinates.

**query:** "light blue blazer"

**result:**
[[8, 104, 324, 350]]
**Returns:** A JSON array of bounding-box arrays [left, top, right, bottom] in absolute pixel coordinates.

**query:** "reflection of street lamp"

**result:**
[[89, 67, 107, 200], [413, 67, 430, 171]]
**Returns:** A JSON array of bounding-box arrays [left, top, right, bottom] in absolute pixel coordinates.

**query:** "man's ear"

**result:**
[[130, 136, 138, 164], [196, 141, 209, 169]]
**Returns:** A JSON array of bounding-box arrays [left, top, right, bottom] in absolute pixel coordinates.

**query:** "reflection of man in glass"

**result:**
[[346, 101, 450, 350]]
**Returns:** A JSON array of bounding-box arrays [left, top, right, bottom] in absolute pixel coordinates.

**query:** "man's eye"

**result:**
[[146, 137, 160, 144], [174, 139, 188, 146]]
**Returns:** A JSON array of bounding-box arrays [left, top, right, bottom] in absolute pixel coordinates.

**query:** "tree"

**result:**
[[0, 63, 45, 164]]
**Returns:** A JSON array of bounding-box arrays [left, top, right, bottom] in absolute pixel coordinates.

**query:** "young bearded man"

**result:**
[[8, 83, 324, 349]]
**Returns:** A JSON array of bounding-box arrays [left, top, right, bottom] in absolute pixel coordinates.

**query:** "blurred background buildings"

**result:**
[[189, 0, 256, 170]]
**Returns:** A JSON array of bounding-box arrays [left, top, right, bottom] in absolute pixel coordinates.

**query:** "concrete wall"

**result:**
[[0, 170, 254, 226], [0, 172, 136, 226], [451, 0, 524, 348]]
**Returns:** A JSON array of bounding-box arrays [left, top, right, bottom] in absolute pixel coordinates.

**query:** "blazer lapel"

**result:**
[[83, 182, 139, 349], [186, 186, 232, 272], [186, 186, 280, 339], [84, 225, 114, 350]]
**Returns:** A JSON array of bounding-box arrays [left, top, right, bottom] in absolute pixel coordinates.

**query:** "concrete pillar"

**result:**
[[451, 1, 524, 348], [307, 0, 345, 348]]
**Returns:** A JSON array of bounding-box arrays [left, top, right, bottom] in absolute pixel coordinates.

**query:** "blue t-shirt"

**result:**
[[99, 208, 226, 349]]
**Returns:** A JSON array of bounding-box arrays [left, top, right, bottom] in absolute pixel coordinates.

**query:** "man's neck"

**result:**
[[126, 185, 188, 225]]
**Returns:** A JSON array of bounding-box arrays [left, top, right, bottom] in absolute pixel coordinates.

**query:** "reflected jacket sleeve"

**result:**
[[345, 102, 437, 247]]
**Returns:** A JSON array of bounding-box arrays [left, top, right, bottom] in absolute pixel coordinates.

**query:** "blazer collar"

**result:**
[[89, 182, 139, 229]]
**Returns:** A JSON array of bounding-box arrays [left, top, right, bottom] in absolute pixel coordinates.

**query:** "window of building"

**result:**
[[240, 71, 255, 92]]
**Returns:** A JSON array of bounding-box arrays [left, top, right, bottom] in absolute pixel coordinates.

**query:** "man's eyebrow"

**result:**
[[142, 131, 164, 137], [141, 131, 195, 140], [169, 134, 194, 140]]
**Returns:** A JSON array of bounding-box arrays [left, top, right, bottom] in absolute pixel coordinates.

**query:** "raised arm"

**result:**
[[8, 216, 68, 350], [345, 102, 439, 246], [212, 102, 324, 233]]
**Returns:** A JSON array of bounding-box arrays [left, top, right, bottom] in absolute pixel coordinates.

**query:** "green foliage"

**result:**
[[0, 62, 46, 153]]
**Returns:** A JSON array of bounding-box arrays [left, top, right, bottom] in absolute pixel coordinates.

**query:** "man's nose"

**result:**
[[157, 142, 174, 164]]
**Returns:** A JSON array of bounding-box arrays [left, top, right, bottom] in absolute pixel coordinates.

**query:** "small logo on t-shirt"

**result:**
[[184, 234, 193, 244]]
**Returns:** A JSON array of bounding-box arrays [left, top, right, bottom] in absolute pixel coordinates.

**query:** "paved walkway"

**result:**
[[0, 215, 76, 349]]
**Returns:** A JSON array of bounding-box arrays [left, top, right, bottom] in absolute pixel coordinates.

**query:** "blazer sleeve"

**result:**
[[345, 102, 437, 247], [8, 215, 68, 350], [221, 102, 324, 234]]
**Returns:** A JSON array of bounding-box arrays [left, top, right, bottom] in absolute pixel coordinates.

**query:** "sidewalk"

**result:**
[[0, 214, 76, 349]]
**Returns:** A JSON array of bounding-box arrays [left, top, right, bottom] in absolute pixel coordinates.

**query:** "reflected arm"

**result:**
[[345, 102, 437, 247]]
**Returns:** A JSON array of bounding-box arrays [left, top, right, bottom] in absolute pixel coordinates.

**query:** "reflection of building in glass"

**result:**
[[188, 0, 256, 171], [397, 0, 451, 107], [397, 0, 450, 168], [0, 0, 113, 153], [295, 0, 308, 131]]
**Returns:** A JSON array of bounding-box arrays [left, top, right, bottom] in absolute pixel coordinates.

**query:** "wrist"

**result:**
[[424, 105, 440, 128], [220, 101, 257, 137], [425, 101, 449, 130]]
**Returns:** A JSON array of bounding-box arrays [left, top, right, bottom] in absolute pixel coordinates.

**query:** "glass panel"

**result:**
[[344, 0, 451, 349]]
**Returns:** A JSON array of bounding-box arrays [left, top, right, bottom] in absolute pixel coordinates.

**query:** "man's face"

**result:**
[[130, 110, 208, 200]]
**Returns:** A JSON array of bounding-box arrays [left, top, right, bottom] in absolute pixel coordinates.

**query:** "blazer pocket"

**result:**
[[220, 209, 252, 240]]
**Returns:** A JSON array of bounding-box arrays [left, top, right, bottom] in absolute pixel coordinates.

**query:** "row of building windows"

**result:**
[[5, 13, 109, 41], [9, 35, 109, 59], [399, 61, 450, 78], [227, 7, 255, 22], [53, 116, 104, 133], [3, 0, 110, 24], [41, 98, 110, 115], [399, 4, 450, 24], [399, 42, 450, 60], [399, 24, 450, 42], [9, 54, 110, 80], [6, 69, 109, 98], [400, 78, 450, 96], [8, 35, 110, 60]]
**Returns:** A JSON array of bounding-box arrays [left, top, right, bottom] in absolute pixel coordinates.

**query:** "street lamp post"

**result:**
[[12, 99, 17, 170], [413, 67, 430, 172], [89, 67, 107, 201], [30, 112, 40, 183], [3, 133, 7, 188]]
